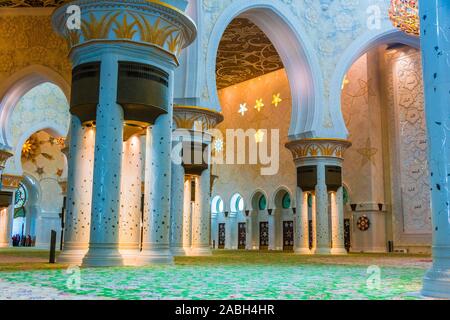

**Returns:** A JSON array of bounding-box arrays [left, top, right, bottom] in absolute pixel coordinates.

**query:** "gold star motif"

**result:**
[[35, 167, 45, 177], [357, 138, 378, 167], [254, 130, 265, 143], [254, 99, 264, 112], [238, 103, 248, 116], [272, 93, 282, 107]]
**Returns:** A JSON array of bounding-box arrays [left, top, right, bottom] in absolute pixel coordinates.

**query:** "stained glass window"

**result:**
[[282, 193, 291, 209], [14, 183, 27, 209], [258, 195, 267, 211]]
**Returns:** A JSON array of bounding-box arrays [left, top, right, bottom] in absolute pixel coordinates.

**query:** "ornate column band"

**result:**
[[286, 138, 352, 162], [52, 0, 196, 63]]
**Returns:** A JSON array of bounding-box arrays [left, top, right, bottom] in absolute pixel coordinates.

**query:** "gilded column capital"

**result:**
[[1, 174, 23, 190], [58, 179, 68, 195], [52, 0, 197, 63], [285, 138, 352, 161], [173, 105, 224, 131], [0, 149, 13, 172]]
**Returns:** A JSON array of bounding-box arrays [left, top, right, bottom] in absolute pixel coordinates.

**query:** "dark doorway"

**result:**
[[260, 222, 269, 250], [283, 221, 294, 251], [218, 223, 225, 249], [344, 218, 351, 252], [238, 223, 246, 250]]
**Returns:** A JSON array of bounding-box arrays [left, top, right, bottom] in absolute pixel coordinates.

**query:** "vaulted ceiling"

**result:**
[[216, 18, 284, 90]]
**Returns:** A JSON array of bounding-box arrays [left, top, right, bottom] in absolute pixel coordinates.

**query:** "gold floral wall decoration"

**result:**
[[216, 18, 284, 90], [0, 0, 69, 7]]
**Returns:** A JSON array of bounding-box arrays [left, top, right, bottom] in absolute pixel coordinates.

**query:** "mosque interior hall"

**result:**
[[0, 0, 449, 300]]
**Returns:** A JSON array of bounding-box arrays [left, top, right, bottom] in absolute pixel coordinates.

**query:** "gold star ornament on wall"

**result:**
[[238, 103, 248, 116], [357, 138, 378, 167], [272, 93, 282, 107], [254, 99, 264, 112]]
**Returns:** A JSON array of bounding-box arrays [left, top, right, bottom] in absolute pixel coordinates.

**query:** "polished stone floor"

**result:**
[[0, 250, 429, 300]]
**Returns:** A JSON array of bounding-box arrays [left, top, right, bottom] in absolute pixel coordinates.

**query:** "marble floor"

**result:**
[[0, 255, 429, 300]]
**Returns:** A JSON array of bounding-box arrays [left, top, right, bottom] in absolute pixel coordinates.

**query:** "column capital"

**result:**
[[58, 179, 68, 196], [0, 149, 13, 172], [286, 138, 352, 162], [173, 105, 224, 131], [52, 0, 197, 64], [1, 174, 23, 191]]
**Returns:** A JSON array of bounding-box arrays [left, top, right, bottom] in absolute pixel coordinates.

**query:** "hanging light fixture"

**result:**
[[389, 0, 420, 36]]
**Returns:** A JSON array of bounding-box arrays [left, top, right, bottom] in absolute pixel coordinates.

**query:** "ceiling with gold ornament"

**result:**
[[216, 18, 284, 90], [0, 0, 68, 7]]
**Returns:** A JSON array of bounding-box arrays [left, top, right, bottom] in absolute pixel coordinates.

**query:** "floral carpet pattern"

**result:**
[[0, 264, 425, 300]]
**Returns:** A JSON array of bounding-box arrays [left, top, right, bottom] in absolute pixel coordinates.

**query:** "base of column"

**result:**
[[82, 247, 124, 267], [421, 252, 450, 299], [330, 247, 348, 255], [314, 247, 332, 255], [58, 248, 88, 265], [294, 247, 312, 255], [189, 246, 212, 256], [119, 249, 140, 266], [138, 248, 174, 265], [171, 246, 188, 256], [0, 242, 10, 248]]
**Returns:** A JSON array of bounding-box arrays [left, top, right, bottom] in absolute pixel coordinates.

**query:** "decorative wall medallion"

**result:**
[[357, 215, 370, 232], [216, 18, 284, 90]]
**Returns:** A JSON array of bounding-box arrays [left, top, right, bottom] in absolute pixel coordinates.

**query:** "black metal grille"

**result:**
[[118, 62, 169, 87]]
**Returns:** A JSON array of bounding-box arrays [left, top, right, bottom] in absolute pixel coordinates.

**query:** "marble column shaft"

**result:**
[[83, 53, 124, 267], [170, 161, 185, 256], [419, 0, 450, 298], [140, 112, 174, 264], [190, 167, 212, 256], [182, 176, 192, 253], [58, 116, 95, 264], [119, 135, 143, 264], [294, 188, 310, 254], [331, 188, 346, 254], [315, 163, 331, 254]]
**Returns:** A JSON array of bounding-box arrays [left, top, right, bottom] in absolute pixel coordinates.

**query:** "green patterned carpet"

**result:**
[[0, 263, 425, 300]]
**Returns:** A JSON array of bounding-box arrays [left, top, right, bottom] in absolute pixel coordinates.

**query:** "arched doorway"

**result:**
[[229, 193, 245, 250], [1, 79, 69, 250], [211, 195, 225, 249], [206, 1, 322, 137], [340, 40, 430, 254], [273, 188, 293, 251]]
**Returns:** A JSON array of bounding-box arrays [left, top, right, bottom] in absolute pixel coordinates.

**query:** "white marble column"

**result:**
[[294, 188, 310, 254], [83, 54, 124, 267], [314, 163, 331, 254], [0, 206, 11, 247], [251, 210, 259, 249], [331, 188, 346, 255], [311, 194, 317, 251], [182, 176, 192, 254], [419, 0, 450, 298], [139, 112, 174, 265], [211, 212, 218, 249], [119, 135, 143, 265], [170, 161, 185, 256], [245, 212, 252, 250], [190, 167, 212, 256], [225, 212, 237, 249], [58, 117, 95, 264]]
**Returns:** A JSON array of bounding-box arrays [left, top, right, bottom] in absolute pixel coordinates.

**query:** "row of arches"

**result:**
[[212, 187, 293, 214]]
